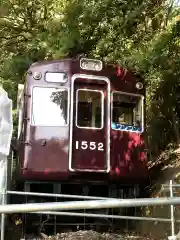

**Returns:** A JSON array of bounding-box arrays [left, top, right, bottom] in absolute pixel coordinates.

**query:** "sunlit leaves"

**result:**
[[0, 0, 180, 150]]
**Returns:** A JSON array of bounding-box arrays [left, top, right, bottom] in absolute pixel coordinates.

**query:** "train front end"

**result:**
[[17, 58, 148, 189], [12, 58, 149, 235]]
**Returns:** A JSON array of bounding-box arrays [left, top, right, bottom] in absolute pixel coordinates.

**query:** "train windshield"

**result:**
[[31, 87, 68, 126], [76, 89, 103, 129], [112, 92, 143, 132]]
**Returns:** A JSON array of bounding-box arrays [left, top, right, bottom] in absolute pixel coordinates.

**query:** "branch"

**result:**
[[164, 0, 174, 27]]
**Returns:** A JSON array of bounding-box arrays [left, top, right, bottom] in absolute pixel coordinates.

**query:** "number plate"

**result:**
[[75, 141, 104, 151]]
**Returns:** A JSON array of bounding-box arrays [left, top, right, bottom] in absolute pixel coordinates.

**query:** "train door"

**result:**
[[69, 74, 110, 172]]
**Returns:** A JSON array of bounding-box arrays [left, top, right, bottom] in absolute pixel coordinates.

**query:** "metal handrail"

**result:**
[[7, 190, 114, 200], [31, 211, 180, 223], [1, 196, 180, 214], [1, 180, 180, 240]]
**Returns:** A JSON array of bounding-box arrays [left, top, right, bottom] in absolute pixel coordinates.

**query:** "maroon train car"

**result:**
[[14, 57, 148, 198]]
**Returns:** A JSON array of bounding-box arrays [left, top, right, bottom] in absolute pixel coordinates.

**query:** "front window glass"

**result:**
[[31, 87, 68, 126], [76, 89, 103, 129], [112, 92, 143, 132]]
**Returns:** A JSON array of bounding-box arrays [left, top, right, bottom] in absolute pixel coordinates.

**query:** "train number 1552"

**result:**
[[75, 141, 104, 151]]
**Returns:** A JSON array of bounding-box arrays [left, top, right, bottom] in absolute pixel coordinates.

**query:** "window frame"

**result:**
[[30, 86, 69, 127], [75, 88, 104, 130], [111, 90, 144, 133]]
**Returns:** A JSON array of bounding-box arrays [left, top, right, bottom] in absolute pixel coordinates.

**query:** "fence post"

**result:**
[[1, 188, 6, 240], [168, 180, 176, 240]]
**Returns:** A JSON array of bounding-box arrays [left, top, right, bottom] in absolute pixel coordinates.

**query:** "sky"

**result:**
[[174, 0, 180, 6]]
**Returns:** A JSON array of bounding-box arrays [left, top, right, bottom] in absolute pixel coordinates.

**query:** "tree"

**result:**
[[0, 0, 180, 157]]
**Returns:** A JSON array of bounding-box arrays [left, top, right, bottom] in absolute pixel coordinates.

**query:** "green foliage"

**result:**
[[0, 0, 180, 156]]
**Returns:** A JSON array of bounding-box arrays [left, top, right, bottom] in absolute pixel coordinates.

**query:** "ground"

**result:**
[[35, 230, 159, 239]]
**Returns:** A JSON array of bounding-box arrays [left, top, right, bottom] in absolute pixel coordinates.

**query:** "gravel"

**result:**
[[36, 230, 156, 240]]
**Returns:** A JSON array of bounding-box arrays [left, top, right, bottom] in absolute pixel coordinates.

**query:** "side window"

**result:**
[[76, 89, 103, 129], [112, 92, 143, 132], [17, 84, 25, 139], [31, 87, 68, 126], [17, 97, 24, 139]]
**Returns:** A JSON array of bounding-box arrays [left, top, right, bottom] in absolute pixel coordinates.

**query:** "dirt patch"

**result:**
[[30, 230, 157, 240]]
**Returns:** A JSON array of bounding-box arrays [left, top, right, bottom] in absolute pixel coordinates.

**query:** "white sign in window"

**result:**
[[45, 72, 68, 83]]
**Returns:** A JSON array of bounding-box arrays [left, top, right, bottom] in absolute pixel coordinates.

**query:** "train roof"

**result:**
[[27, 58, 144, 88], [30, 58, 142, 76]]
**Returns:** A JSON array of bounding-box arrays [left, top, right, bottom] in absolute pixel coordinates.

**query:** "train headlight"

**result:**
[[136, 82, 143, 89], [80, 58, 102, 71], [33, 72, 42, 80]]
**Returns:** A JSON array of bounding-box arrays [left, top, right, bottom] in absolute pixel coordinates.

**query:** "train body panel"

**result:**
[[16, 58, 148, 184]]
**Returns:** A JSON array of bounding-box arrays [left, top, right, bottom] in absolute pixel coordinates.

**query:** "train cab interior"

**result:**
[[76, 89, 102, 129], [111, 92, 143, 132]]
